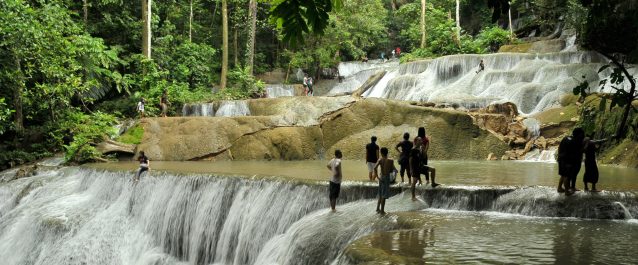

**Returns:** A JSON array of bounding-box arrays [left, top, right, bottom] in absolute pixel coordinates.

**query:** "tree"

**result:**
[[420, 0, 426, 48], [220, 0, 228, 90], [189, 0, 193, 41], [455, 0, 461, 42], [246, 0, 257, 74], [142, 0, 152, 58], [573, 0, 638, 139]]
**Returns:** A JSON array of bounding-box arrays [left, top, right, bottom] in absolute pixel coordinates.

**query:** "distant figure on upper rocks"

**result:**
[[396, 47, 401, 57], [476, 59, 485, 74], [137, 98, 145, 119], [160, 90, 170, 117]]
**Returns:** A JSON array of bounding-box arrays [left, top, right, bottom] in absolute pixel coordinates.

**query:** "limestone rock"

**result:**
[[485, 102, 519, 117], [535, 136, 547, 150], [96, 140, 136, 156], [352, 70, 385, 97], [487, 153, 497, 160], [508, 122, 528, 138], [473, 114, 510, 135]]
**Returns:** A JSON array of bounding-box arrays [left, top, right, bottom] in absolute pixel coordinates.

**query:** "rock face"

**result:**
[[137, 97, 509, 161], [96, 140, 136, 156]]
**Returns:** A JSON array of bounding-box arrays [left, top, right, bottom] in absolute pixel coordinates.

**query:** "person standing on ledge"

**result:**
[[395, 132, 413, 184], [160, 89, 170, 117], [583, 136, 608, 192], [365, 136, 380, 182], [137, 98, 145, 119], [375, 147, 396, 214], [133, 151, 150, 182], [476, 59, 485, 74], [557, 127, 585, 195], [327, 149, 343, 212]]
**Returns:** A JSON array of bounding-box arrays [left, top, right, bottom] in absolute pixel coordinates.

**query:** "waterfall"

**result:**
[[265, 84, 294, 98], [0, 168, 384, 265], [215, 101, 250, 117], [523, 147, 558, 163], [523, 118, 541, 138], [337, 61, 398, 78], [1, 166, 636, 264], [182, 103, 216, 117], [349, 51, 613, 115]]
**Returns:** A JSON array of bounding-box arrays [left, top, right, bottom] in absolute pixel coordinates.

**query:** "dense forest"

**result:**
[[0, 0, 636, 168]]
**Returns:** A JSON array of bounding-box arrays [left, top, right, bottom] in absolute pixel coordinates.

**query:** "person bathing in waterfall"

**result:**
[[365, 136, 380, 181], [583, 136, 609, 192], [375, 147, 396, 214], [395, 132, 413, 184], [476, 59, 485, 74], [327, 149, 343, 211], [414, 127, 438, 187], [133, 151, 150, 182], [557, 128, 585, 195]]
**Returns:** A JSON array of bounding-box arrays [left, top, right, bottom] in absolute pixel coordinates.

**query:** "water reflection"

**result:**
[[347, 211, 638, 264]]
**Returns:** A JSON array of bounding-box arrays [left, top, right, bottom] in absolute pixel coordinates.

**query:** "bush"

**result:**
[[56, 110, 118, 163], [475, 26, 512, 53], [117, 124, 144, 145]]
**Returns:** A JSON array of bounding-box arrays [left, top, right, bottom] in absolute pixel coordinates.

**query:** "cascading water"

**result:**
[[1, 166, 637, 265], [0, 168, 383, 265], [265, 84, 294, 98], [183, 103, 216, 117], [340, 51, 618, 115], [215, 101, 250, 117], [523, 147, 558, 162], [523, 118, 541, 138]]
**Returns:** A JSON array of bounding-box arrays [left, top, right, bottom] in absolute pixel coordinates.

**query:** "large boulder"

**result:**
[[96, 140, 136, 156]]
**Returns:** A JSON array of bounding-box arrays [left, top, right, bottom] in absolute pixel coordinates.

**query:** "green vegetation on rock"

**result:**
[[117, 125, 144, 145]]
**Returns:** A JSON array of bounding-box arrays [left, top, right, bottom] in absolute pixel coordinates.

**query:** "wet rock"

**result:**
[[508, 122, 528, 138], [487, 153, 498, 160], [14, 165, 38, 180], [96, 140, 136, 156], [485, 102, 519, 117], [535, 136, 548, 150], [352, 70, 385, 97], [472, 114, 510, 135]]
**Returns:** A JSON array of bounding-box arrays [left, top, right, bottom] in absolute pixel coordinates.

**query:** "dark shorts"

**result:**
[[329, 181, 341, 199], [378, 175, 390, 199], [559, 162, 580, 180]]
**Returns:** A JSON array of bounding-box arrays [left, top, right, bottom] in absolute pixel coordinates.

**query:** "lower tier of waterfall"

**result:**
[[0, 167, 636, 265]]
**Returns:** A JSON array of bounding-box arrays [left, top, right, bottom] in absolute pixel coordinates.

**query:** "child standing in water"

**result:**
[[583, 137, 608, 192], [133, 151, 150, 182], [327, 149, 343, 212], [374, 147, 396, 214]]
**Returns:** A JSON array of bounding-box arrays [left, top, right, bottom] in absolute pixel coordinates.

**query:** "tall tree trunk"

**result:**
[[83, 0, 88, 23], [189, 0, 193, 42], [508, 5, 514, 41], [455, 0, 461, 41], [220, 0, 228, 90], [420, 0, 426, 49], [13, 58, 24, 133], [233, 28, 238, 67], [246, 0, 257, 75], [142, 0, 152, 58]]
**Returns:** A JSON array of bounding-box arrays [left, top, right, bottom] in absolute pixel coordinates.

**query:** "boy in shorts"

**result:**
[[327, 149, 343, 211], [365, 136, 380, 181]]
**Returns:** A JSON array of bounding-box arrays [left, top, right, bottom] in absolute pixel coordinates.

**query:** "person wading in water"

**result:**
[[395, 132, 413, 184], [327, 149, 343, 211], [374, 147, 396, 214], [365, 136, 380, 181], [557, 128, 585, 195]]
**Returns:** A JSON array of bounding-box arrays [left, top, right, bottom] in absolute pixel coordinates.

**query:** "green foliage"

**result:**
[[270, 0, 342, 46], [475, 26, 511, 52], [57, 110, 118, 163], [0, 98, 14, 134], [223, 67, 266, 99], [117, 125, 144, 145], [578, 96, 638, 141]]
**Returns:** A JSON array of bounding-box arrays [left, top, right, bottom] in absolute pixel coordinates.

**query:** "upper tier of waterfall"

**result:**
[[329, 51, 637, 115]]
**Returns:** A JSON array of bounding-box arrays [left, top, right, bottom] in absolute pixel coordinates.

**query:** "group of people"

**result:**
[[557, 128, 607, 195], [303, 74, 314, 96], [136, 89, 170, 118], [327, 127, 439, 214]]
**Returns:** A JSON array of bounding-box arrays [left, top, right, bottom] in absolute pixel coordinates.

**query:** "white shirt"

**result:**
[[137, 101, 145, 112], [328, 158, 342, 184]]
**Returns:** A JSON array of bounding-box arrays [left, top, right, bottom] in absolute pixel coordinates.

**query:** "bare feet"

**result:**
[[432, 183, 440, 188], [412, 197, 417, 201], [557, 188, 565, 193], [379, 211, 386, 215]]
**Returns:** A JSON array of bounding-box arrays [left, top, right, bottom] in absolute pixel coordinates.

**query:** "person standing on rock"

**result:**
[[160, 89, 170, 117], [557, 127, 585, 195], [583, 136, 608, 192], [327, 149, 343, 212], [365, 136, 380, 181], [395, 132, 413, 184], [137, 98, 145, 119], [375, 147, 396, 214], [133, 151, 150, 182], [414, 127, 437, 187]]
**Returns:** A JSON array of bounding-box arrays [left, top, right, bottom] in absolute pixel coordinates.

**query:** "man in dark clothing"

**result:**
[[365, 136, 380, 181], [557, 128, 585, 194], [395, 132, 413, 183]]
